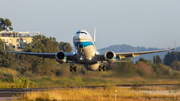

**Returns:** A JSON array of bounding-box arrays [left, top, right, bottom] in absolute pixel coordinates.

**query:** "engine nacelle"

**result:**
[[55, 51, 67, 64], [104, 51, 116, 63]]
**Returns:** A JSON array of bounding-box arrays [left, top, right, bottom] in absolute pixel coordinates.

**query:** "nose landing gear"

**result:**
[[98, 66, 106, 71], [70, 66, 77, 72]]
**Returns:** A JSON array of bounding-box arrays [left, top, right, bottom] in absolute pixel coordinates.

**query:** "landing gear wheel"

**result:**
[[74, 66, 77, 72], [70, 66, 73, 72], [99, 66, 101, 71], [102, 66, 106, 71], [70, 66, 77, 72]]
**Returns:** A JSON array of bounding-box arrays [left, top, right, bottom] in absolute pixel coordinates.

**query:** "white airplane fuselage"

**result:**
[[73, 30, 99, 71]]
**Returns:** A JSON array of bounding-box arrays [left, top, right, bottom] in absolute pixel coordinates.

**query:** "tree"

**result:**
[[164, 51, 180, 66], [170, 60, 180, 71], [0, 18, 13, 31], [20, 35, 72, 75], [137, 57, 152, 66], [155, 55, 162, 64], [164, 52, 171, 66], [59, 42, 72, 53], [153, 55, 162, 64], [153, 64, 172, 78], [0, 39, 17, 68], [153, 56, 156, 64]]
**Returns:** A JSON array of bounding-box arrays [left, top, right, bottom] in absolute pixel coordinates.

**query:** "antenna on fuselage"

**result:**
[[93, 27, 96, 44]]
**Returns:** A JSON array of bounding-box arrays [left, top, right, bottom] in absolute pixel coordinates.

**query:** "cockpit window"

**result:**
[[76, 32, 87, 35]]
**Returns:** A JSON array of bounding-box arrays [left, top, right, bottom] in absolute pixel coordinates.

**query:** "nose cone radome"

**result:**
[[73, 30, 92, 40]]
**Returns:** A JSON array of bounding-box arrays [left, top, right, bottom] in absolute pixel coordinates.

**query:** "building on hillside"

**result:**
[[0, 31, 40, 50]]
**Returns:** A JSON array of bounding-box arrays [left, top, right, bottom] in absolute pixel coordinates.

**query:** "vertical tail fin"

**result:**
[[93, 27, 96, 44]]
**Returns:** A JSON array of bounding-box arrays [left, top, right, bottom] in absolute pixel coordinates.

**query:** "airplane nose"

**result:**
[[76, 34, 86, 40], [78, 34, 84, 39], [74, 31, 91, 40], [73, 34, 84, 41], [73, 36, 78, 40]]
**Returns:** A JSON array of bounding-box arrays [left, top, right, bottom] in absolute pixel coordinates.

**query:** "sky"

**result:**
[[1, 0, 180, 49]]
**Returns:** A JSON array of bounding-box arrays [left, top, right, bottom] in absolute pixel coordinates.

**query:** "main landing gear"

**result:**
[[70, 66, 77, 72], [99, 66, 106, 71]]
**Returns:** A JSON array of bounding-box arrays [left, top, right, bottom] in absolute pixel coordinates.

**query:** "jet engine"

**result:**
[[55, 51, 67, 64], [104, 51, 116, 63]]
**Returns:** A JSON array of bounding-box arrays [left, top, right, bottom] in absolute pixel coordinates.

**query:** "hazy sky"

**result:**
[[1, 0, 180, 49]]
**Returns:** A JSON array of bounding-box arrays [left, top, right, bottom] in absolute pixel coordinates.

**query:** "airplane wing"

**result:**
[[97, 48, 174, 61], [4, 40, 76, 60], [6, 50, 77, 62], [115, 48, 174, 60], [6, 51, 56, 58]]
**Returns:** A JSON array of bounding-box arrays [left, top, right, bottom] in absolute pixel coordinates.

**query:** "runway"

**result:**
[[0, 88, 53, 100], [0, 84, 179, 100]]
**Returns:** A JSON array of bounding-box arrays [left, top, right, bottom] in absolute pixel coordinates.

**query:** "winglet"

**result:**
[[93, 27, 96, 44], [171, 48, 175, 50], [170, 39, 177, 51]]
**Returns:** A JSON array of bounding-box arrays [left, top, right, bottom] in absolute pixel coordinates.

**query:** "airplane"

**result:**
[[4, 28, 174, 72]]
